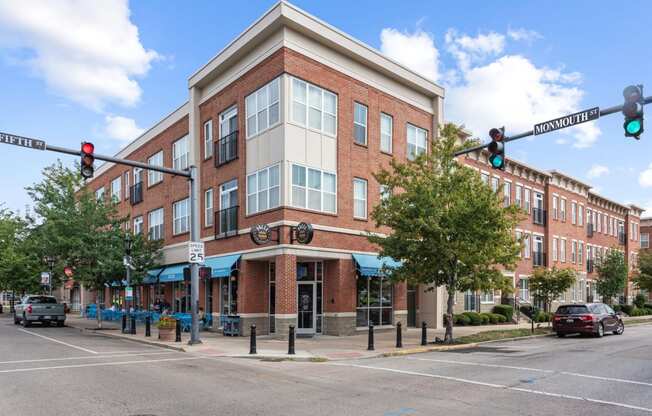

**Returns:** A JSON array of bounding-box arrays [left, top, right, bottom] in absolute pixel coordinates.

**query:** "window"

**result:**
[[578, 241, 584, 264], [481, 291, 494, 304], [356, 276, 393, 327], [642, 233, 649, 249], [503, 182, 511, 206], [111, 177, 121, 201], [571, 202, 577, 224], [353, 102, 367, 145], [407, 124, 427, 160], [380, 113, 393, 153], [219, 179, 238, 234], [147, 151, 163, 186], [95, 187, 105, 201], [173, 199, 189, 235], [491, 177, 499, 193], [524, 188, 531, 213], [246, 77, 280, 138], [560, 198, 566, 221], [148, 208, 164, 241], [205, 189, 213, 227], [578, 206, 583, 226], [289, 164, 335, 214], [481, 172, 489, 185], [290, 78, 337, 136], [571, 241, 577, 263], [247, 165, 280, 215], [380, 185, 390, 201], [515, 185, 522, 207], [552, 238, 558, 261], [519, 278, 529, 301], [515, 231, 522, 258], [173, 136, 189, 171], [523, 233, 531, 259], [353, 178, 367, 219], [552, 196, 558, 220], [124, 171, 130, 200], [133, 216, 143, 235], [204, 120, 213, 158], [560, 239, 567, 262]]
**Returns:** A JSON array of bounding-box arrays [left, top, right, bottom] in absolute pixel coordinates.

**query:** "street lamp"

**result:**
[[44, 255, 56, 296], [124, 233, 133, 308]]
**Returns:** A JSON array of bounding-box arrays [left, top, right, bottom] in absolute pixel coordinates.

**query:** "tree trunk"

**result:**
[[444, 286, 455, 343]]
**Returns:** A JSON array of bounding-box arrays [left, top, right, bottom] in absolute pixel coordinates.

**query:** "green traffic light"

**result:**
[[625, 119, 642, 135], [490, 154, 504, 169]]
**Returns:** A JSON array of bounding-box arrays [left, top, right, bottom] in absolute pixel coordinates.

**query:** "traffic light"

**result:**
[[80, 141, 95, 179], [488, 127, 505, 170], [622, 85, 644, 139]]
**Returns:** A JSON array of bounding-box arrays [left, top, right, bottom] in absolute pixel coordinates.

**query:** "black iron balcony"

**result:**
[[587, 223, 594, 238], [587, 259, 594, 273], [618, 232, 627, 245], [533, 251, 546, 267], [215, 205, 238, 239], [130, 182, 143, 205], [215, 130, 238, 167], [532, 208, 547, 226]]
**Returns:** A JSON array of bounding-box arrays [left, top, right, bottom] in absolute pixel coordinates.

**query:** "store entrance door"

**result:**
[[297, 282, 315, 335]]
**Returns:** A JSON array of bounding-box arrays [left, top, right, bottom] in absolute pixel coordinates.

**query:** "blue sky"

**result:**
[[0, 0, 651, 215]]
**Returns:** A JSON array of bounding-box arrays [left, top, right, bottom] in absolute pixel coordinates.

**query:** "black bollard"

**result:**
[[175, 318, 182, 342], [421, 321, 427, 346], [288, 325, 296, 355], [396, 322, 403, 348], [531, 316, 534, 334], [130, 315, 136, 335], [367, 324, 375, 351], [122, 313, 127, 333], [250, 324, 257, 354], [145, 316, 151, 337]]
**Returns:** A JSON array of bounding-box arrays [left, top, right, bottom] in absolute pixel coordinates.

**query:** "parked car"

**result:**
[[553, 303, 623, 338], [13, 295, 66, 327]]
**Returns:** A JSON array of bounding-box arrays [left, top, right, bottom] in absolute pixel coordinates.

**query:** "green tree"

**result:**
[[0, 208, 41, 295], [595, 249, 628, 304], [632, 251, 652, 295], [369, 123, 523, 342], [530, 267, 576, 313]]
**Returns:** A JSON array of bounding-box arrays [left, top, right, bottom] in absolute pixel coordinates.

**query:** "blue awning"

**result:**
[[109, 279, 128, 287], [142, 268, 165, 285], [352, 253, 402, 277], [205, 254, 241, 278], [158, 264, 187, 283]]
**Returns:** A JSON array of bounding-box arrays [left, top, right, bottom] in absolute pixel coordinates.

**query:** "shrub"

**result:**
[[462, 311, 482, 325], [634, 294, 647, 308], [492, 305, 514, 321], [487, 313, 502, 324], [454, 314, 470, 326], [520, 305, 536, 318], [612, 304, 622, 313], [496, 314, 507, 323], [156, 316, 177, 329], [621, 304, 635, 315], [533, 311, 552, 322], [479, 313, 491, 325], [645, 304, 652, 310]]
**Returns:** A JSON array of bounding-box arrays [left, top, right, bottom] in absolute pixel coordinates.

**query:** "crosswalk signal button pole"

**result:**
[[622, 85, 644, 139], [488, 127, 506, 170], [80, 142, 95, 179]]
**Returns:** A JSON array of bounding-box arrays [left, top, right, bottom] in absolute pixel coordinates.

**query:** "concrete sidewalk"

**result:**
[[66, 315, 540, 361]]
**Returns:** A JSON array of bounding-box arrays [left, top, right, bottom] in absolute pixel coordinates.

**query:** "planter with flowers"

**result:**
[[157, 316, 177, 341]]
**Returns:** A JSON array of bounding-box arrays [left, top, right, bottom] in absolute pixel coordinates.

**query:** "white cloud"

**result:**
[[380, 28, 440, 82], [586, 164, 609, 179], [445, 30, 505, 72], [507, 28, 543, 42], [639, 163, 652, 188], [104, 115, 144, 142], [0, 0, 159, 110], [640, 199, 652, 216]]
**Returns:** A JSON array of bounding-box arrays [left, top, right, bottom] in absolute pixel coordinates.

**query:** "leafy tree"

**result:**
[[369, 123, 523, 342], [530, 267, 576, 312], [0, 208, 41, 296], [632, 251, 652, 296], [595, 249, 628, 304]]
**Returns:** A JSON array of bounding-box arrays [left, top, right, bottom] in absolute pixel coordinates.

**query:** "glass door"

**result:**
[[297, 283, 315, 334]]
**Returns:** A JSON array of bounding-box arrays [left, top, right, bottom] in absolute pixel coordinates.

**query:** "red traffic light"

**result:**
[[489, 127, 504, 141], [81, 142, 94, 154]]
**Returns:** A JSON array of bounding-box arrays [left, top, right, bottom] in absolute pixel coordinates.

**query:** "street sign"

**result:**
[[188, 242, 205, 264], [40, 272, 50, 285], [125, 286, 133, 301], [0, 131, 46, 150], [533, 107, 600, 136]]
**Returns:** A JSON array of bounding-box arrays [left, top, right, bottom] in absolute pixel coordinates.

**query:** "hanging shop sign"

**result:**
[[291, 222, 314, 245], [250, 222, 314, 245]]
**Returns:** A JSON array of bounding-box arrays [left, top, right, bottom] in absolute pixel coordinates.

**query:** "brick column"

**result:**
[[393, 281, 408, 329], [237, 260, 269, 336], [274, 254, 297, 336], [323, 259, 357, 335]]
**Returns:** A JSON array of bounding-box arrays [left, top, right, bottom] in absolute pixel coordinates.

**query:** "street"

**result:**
[[1, 316, 652, 416]]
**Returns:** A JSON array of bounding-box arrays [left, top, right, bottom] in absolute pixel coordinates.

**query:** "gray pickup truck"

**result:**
[[14, 295, 66, 327]]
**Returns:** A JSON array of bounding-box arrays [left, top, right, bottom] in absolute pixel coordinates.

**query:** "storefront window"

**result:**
[[356, 277, 393, 327], [221, 275, 238, 316], [174, 281, 191, 313]]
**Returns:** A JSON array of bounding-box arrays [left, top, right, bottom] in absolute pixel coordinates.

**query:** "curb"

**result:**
[[68, 322, 187, 352]]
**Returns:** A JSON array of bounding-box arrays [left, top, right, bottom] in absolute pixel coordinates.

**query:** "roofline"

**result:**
[[548, 169, 593, 189]]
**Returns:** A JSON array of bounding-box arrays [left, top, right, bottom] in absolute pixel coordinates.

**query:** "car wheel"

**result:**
[[43, 321, 50, 327], [595, 322, 604, 338], [21, 314, 31, 327], [613, 322, 624, 335], [557, 332, 565, 338]]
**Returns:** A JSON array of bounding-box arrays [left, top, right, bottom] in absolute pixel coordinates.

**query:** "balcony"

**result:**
[[215, 130, 238, 167], [532, 208, 547, 226], [587, 259, 594, 273], [618, 232, 627, 245], [533, 251, 546, 267], [587, 223, 594, 238], [130, 182, 143, 205], [215, 205, 238, 239]]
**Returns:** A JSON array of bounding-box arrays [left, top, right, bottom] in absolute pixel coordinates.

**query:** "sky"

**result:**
[[0, 0, 651, 216]]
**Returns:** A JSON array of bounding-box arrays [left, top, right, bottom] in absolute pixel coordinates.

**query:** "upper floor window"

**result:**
[[353, 178, 368, 219], [124, 171, 130, 201], [560, 198, 566, 221], [204, 120, 213, 159], [503, 182, 511, 207], [148, 208, 164, 241], [291, 78, 337, 136], [578, 205, 583, 226], [524, 188, 531, 213], [246, 77, 280, 138], [380, 184, 391, 201], [173, 136, 189, 171], [248, 165, 280, 215], [491, 177, 499, 193], [560, 239, 566, 262], [642, 233, 649, 248], [380, 113, 393, 153], [353, 102, 367, 145], [133, 216, 143, 235], [205, 188, 213, 227], [552, 238, 558, 261], [290, 164, 336, 214], [173, 198, 189, 235], [407, 124, 427, 160], [523, 233, 531, 259], [571, 202, 577, 224], [148, 151, 163, 186], [552, 196, 558, 220], [515, 185, 522, 207], [95, 187, 105, 201], [111, 177, 121, 202]]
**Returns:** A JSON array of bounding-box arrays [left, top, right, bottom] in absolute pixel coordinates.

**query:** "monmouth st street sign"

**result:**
[[533, 107, 600, 135]]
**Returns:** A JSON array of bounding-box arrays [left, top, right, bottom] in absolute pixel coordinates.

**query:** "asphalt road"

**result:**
[[1, 314, 651, 416]]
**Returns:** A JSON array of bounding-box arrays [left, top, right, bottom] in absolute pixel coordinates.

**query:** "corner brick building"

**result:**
[[84, 1, 644, 335]]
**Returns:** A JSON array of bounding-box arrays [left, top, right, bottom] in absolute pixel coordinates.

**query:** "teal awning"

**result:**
[[205, 254, 241, 278], [352, 253, 402, 277], [158, 264, 187, 283], [142, 268, 165, 285], [109, 279, 128, 287]]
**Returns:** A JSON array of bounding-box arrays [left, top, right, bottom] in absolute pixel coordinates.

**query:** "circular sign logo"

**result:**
[[64, 266, 74, 278], [295, 222, 314, 245], [250, 224, 272, 245]]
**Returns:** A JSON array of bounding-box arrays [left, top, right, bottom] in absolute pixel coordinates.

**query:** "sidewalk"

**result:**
[[66, 316, 540, 361]]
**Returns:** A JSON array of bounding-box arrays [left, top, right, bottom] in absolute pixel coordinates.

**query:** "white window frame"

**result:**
[[552, 238, 558, 262], [503, 181, 511, 206], [571, 240, 577, 263], [578, 205, 583, 226], [523, 233, 531, 259], [519, 278, 530, 302], [578, 241, 584, 265], [147, 151, 163, 186], [290, 77, 337, 137], [173, 198, 189, 235], [515, 185, 522, 207], [247, 164, 281, 215], [353, 102, 368, 145], [552, 196, 558, 220], [247, 77, 281, 139], [204, 119, 213, 159], [380, 112, 393, 153], [289, 164, 336, 214], [560, 239, 567, 262], [480, 291, 494, 304], [407, 123, 427, 160], [133, 216, 144, 235], [205, 188, 213, 227], [571, 202, 577, 225], [148, 208, 164, 241], [560, 198, 566, 222], [95, 187, 105, 201], [491, 177, 499, 193], [110, 177, 121, 202], [524, 188, 531, 213], [353, 178, 368, 219], [173, 136, 189, 171], [124, 171, 130, 201], [515, 231, 522, 258], [642, 233, 649, 249]]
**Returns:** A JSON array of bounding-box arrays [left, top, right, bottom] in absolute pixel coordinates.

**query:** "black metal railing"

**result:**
[[532, 208, 546, 226], [215, 130, 238, 167], [130, 182, 143, 205], [533, 251, 546, 267], [587, 223, 594, 237], [587, 259, 594, 273], [618, 232, 627, 245], [215, 205, 238, 239]]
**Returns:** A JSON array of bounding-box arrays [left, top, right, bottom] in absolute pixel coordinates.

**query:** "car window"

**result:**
[[604, 305, 615, 314], [27, 296, 57, 304], [556, 305, 589, 315], [590, 304, 605, 314]]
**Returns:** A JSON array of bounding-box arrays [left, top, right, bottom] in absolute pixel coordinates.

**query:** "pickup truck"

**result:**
[[13, 295, 66, 327]]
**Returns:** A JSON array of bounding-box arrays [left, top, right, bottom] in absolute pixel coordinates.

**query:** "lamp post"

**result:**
[[44, 256, 55, 296], [124, 233, 133, 312]]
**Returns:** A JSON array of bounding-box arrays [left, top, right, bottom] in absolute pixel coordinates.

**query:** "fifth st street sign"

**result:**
[[0, 131, 46, 150], [533, 107, 600, 136]]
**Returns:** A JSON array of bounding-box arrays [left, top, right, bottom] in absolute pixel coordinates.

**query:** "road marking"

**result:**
[[408, 357, 652, 387], [0, 356, 203, 374], [332, 363, 652, 414], [18, 328, 99, 354], [0, 351, 176, 365]]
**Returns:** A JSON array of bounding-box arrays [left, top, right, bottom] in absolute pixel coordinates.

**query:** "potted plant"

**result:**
[[157, 316, 177, 341]]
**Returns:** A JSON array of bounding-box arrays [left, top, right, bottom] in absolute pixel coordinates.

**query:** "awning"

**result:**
[[109, 279, 128, 287], [141, 264, 187, 284], [352, 253, 402, 277], [142, 268, 164, 285], [204, 254, 241, 278]]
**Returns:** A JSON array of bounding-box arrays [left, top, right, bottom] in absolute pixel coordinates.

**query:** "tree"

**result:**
[[0, 208, 41, 296], [369, 123, 523, 342], [632, 251, 652, 296], [529, 267, 576, 313], [595, 249, 628, 304]]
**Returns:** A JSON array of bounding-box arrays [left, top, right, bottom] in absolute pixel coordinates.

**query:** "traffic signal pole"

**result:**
[[454, 95, 652, 157]]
